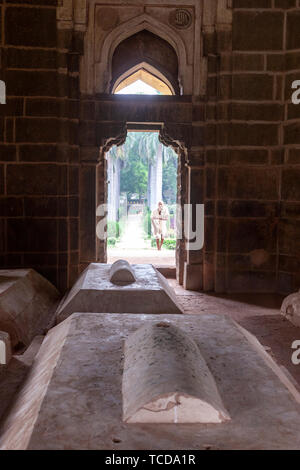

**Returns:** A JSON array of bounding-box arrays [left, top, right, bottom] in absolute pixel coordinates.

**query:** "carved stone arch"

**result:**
[[98, 122, 189, 162], [96, 13, 192, 94], [99, 123, 128, 160], [159, 130, 182, 155], [159, 123, 191, 158]]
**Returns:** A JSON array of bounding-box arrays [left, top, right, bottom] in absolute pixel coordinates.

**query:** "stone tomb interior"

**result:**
[[0, 263, 300, 450], [0, 0, 300, 451]]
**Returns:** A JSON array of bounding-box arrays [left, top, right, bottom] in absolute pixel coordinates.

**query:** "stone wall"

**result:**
[[0, 0, 80, 291], [279, 2, 300, 293], [202, 0, 300, 293]]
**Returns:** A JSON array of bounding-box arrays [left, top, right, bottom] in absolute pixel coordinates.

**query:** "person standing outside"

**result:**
[[151, 201, 169, 251]]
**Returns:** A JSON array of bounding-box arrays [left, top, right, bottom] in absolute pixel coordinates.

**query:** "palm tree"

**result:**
[[107, 133, 137, 221], [107, 131, 176, 219], [162, 145, 178, 205], [138, 132, 163, 210]]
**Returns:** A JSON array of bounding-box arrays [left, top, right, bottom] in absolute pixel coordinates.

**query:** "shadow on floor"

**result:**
[[238, 314, 300, 386], [204, 292, 285, 310]]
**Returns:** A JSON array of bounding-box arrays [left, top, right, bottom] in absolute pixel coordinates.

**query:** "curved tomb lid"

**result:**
[[0, 269, 59, 348], [122, 322, 231, 424], [109, 260, 137, 285]]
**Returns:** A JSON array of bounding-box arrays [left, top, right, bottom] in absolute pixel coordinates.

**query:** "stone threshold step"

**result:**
[[156, 266, 176, 279]]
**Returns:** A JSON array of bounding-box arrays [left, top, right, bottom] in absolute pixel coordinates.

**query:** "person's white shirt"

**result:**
[[151, 203, 169, 239]]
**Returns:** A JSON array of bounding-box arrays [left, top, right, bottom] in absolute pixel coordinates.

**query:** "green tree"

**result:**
[[120, 152, 148, 199], [108, 131, 178, 205]]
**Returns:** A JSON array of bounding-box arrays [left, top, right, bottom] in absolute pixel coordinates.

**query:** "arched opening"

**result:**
[[110, 30, 180, 95], [106, 131, 178, 267], [113, 67, 173, 95]]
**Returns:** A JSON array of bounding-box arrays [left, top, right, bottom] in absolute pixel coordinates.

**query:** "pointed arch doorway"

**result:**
[[98, 118, 188, 284], [106, 129, 178, 268], [107, 68, 179, 269]]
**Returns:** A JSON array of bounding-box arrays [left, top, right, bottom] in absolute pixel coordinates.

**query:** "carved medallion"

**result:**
[[169, 9, 192, 30], [97, 8, 119, 31]]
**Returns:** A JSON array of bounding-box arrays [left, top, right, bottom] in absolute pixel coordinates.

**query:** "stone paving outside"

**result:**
[[108, 213, 175, 266]]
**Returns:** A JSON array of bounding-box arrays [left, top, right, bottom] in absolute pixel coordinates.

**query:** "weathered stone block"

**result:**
[[231, 103, 284, 121], [0, 269, 59, 348], [227, 271, 277, 293], [5, 48, 57, 69], [0, 145, 17, 162], [230, 201, 279, 218], [218, 149, 268, 165], [0, 166, 4, 195], [7, 218, 58, 253], [183, 263, 203, 291], [279, 219, 300, 256], [282, 169, 300, 201], [267, 54, 285, 72], [7, 164, 68, 196], [232, 74, 274, 101], [15, 118, 67, 144], [229, 123, 279, 146], [5, 7, 56, 47], [0, 197, 23, 217], [286, 11, 300, 49], [56, 263, 183, 323], [228, 219, 277, 253], [232, 53, 264, 71], [233, 11, 284, 51], [218, 168, 279, 200], [79, 121, 96, 146], [6, 70, 58, 97]]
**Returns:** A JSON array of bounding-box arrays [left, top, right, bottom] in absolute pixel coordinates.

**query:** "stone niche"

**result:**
[[56, 262, 183, 323], [0, 270, 60, 348], [122, 322, 230, 424]]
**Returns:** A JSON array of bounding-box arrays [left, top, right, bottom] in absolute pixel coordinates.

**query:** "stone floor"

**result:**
[[108, 247, 175, 266], [169, 280, 300, 387], [0, 277, 300, 449], [107, 213, 176, 266]]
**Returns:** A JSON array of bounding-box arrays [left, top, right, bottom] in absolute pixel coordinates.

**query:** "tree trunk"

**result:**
[[107, 155, 115, 221], [107, 155, 121, 223], [115, 157, 121, 221], [156, 143, 163, 205], [150, 159, 157, 211], [147, 163, 152, 209]]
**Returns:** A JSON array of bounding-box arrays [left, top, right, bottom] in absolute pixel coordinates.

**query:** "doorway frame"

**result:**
[[79, 94, 198, 287], [105, 124, 183, 279]]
